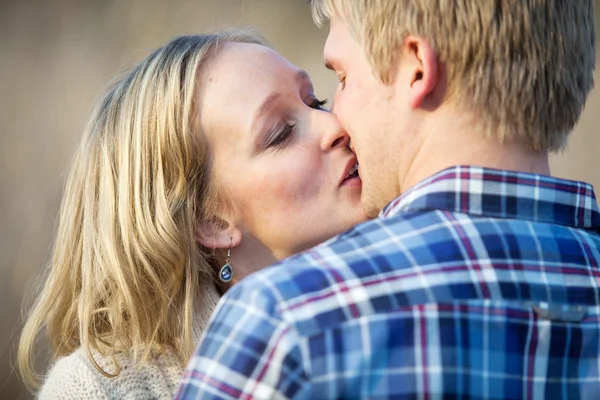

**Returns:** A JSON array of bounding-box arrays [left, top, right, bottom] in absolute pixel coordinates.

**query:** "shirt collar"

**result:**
[[380, 166, 600, 231]]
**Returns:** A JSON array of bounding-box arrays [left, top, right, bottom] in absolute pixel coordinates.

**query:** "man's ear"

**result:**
[[403, 36, 439, 109], [195, 217, 242, 249]]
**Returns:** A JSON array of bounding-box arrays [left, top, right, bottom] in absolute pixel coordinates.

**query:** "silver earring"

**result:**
[[219, 239, 233, 283]]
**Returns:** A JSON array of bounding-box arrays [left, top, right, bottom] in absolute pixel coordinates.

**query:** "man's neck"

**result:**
[[400, 109, 551, 193]]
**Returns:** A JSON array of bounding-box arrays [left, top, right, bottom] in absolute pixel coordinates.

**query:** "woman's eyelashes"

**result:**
[[268, 123, 296, 148], [311, 98, 328, 111], [266, 97, 328, 149]]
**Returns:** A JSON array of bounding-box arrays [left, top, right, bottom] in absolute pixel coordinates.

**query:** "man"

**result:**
[[177, 1, 599, 398]]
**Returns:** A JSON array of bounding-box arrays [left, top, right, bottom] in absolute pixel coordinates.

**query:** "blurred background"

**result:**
[[0, 0, 598, 398]]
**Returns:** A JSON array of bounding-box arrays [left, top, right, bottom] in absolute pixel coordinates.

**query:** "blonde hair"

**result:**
[[18, 31, 266, 389], [310, 0, 596, 151]]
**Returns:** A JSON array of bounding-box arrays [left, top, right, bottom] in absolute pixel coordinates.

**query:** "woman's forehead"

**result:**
[[198, 43, 304, 123], [196, 43, 301, 153], [207, 42, 294, 84]]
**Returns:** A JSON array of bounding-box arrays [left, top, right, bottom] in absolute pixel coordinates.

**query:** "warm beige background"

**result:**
[[1, 1, 598, 398]]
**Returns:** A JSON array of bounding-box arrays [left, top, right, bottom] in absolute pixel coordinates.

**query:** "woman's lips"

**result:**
[[340, 163, 361, 187], [340, 174, 362, 187]]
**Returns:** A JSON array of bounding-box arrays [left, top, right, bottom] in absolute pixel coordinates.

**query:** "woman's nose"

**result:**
[[319, 113, 350, 152]]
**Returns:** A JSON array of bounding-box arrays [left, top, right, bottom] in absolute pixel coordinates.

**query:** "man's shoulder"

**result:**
[[226, 204, 600, 337], [241, 209, 438, 287], [227, 209, 453, 332]]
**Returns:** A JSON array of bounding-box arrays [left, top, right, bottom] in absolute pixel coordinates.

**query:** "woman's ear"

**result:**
[[195, 217, 242, 249]]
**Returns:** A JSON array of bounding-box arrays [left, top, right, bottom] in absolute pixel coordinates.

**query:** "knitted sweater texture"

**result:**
[[38, 283, 221, 399]]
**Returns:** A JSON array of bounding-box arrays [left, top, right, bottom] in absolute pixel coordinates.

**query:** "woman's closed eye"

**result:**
[[266, 98, 328, 149], [267, 123, 296, 148]]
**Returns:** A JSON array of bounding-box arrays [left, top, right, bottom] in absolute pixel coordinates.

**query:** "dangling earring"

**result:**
[[219, 239, 233, 283]]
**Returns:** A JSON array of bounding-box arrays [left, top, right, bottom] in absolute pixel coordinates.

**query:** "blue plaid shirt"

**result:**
[[177, 166, 600, 399]]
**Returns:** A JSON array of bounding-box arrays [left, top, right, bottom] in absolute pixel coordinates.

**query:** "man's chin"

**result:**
[[361, 194, 382, 219], [361, 183, 396, 218]]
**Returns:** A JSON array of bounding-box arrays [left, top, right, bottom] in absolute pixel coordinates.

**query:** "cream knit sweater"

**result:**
[[38, 283, 221, 400]]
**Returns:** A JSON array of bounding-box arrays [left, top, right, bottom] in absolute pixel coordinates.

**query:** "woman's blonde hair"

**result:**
[[18, 30, 266, 389]]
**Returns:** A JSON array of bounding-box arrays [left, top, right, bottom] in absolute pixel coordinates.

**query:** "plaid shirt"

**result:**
[[177, 166, 600, 400]]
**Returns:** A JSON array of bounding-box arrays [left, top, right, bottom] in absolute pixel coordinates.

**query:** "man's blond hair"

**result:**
[[311, 0, 596, 151]]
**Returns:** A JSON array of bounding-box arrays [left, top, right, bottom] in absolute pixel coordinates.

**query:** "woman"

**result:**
[[18, 31, 364, 399]]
